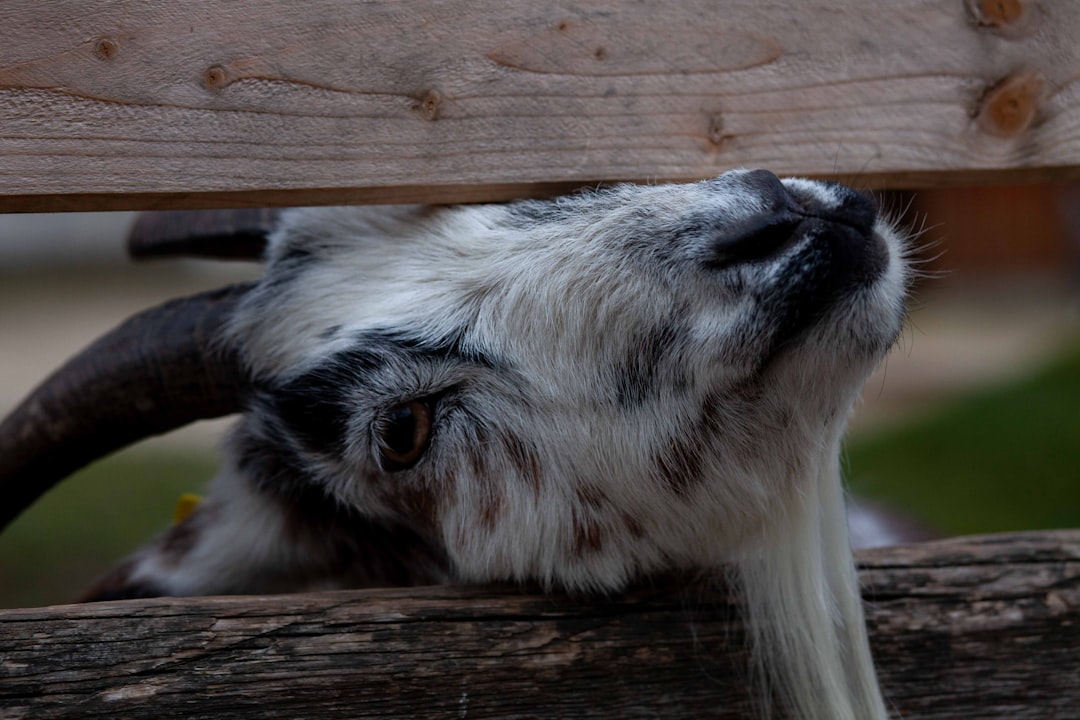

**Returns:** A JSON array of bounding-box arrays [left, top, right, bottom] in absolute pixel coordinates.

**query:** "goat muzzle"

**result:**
[[0, 283, 254, 531]]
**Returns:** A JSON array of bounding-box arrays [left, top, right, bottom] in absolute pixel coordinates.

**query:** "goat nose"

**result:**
[[708, 212, 803, 268], [707, 171, 803, 268]]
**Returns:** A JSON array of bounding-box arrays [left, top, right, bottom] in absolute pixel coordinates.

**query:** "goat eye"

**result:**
[[376, 400, 433, 471]]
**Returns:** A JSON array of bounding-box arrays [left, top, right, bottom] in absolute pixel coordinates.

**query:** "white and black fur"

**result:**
[[83, 170, 909, 719]]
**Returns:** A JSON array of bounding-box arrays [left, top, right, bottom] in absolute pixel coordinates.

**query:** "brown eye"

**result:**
[[376, 399, 433, 471]]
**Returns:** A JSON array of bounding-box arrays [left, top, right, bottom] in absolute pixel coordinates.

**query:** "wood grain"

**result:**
[[0, 530, 1076, 719], [2, 1, 1080, 212]]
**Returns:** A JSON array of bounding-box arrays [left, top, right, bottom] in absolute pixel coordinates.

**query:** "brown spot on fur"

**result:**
[[622, 512, 646, 538], [572, 514, 606, 556], [453, 522, 472, 554], [463, 426, 500, 523], [575, 483, 608, 511], [478, 486, 507, 532], [653, 438, 704, 497], [464, 425, 491, 480], [502, 431, 543, 497], [653, 389, 748, 496], [614, 318, 688, 406], [431, 466, 459, 506], [400, 484, 439, 533]]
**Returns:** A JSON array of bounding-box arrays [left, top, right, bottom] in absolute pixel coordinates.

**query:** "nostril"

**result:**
[[738, 169, 791, 212], [708, 212, 803, 269]]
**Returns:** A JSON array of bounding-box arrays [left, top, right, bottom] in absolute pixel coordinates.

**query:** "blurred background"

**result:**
[[1, 185, 1078, 607]]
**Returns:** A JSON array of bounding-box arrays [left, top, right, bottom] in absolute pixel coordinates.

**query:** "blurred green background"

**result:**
[[0, 450, 217, 608], [845, 337, 1080, 535]]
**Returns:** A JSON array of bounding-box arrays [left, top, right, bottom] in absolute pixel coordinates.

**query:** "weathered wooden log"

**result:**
[[3, 1, 1080, 212], [0, 530, 1075, 719]]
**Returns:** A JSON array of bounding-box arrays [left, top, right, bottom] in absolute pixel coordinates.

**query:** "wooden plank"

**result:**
[[0, 530, 1076, 719], [2, 0, 1079, 212]]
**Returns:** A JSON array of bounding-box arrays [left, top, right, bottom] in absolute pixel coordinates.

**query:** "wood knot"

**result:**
[[967, 0, 1033, 36], [973, 0, 1023, 26], [976, 69, 1044, 138], [707, 114, 729, 149], [93, 37, 119, 60], [414, 89, 442, 121], [203, 65, 229, 90]]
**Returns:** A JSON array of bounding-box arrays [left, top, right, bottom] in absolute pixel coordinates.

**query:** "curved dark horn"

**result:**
[[0, 283, 255, 531], [128, 209, 278, 260]]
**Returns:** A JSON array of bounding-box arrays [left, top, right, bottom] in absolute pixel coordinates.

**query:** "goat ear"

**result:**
[[0, 284, 254, 532], [127, 208, 279, 261]]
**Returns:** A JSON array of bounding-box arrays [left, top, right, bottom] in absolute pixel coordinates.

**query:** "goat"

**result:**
[[0, 169, 910, 719]]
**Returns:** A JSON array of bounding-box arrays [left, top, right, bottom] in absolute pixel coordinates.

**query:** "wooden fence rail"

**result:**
[[3, 0, 1080, 212], [1, 530, 1077, 719]]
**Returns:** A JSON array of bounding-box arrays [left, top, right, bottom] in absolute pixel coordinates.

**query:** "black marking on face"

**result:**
[[259, 371, 355, 458], [504, 198, 566, 227], [255, 329, 496, 460], [613, 319, 689, 407], [742, 183, 888, 362], [279, 244, 317, 266], [258, 243, 322, 290], [319, 324, 343, 340], [232, 416, 354, 530], [762, 234, 837, 356], [360, 328, 498, 369], [651, 385, 758, 497], [764, 226, 883, 359], [811, 183, 886, 282]]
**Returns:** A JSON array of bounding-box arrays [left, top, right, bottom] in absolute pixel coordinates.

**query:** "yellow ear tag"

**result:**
[[172, 493, 204, 524]]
